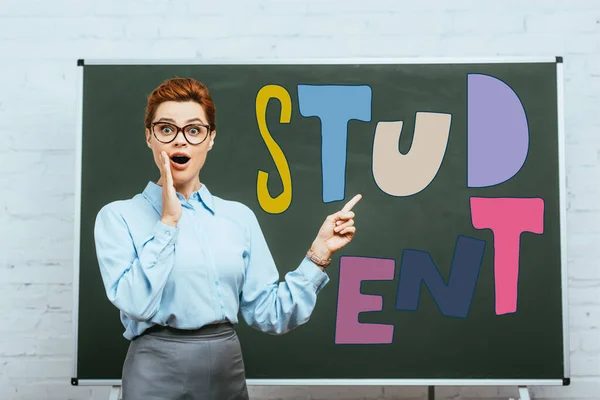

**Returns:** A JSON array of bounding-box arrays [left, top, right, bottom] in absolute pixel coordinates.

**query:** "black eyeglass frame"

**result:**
[[148, 121, 212, 145]]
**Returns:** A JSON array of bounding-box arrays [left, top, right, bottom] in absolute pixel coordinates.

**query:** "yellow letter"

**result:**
[[256, 85, 292, 214]]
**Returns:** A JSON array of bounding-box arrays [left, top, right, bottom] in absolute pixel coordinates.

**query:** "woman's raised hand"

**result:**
[[159, 151, 182, 227], [310, 194, 362, 262]]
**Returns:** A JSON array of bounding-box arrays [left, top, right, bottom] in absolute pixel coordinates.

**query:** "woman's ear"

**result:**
[[208, 130, 216, 150], [146, 128, 152, 148]]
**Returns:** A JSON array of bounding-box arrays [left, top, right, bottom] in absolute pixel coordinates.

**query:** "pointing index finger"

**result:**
[[341, 194, 362, 213]]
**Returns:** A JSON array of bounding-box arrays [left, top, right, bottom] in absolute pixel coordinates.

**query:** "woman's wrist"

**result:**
[[161, 217, 178, 227], [307, 241, 332, 268]]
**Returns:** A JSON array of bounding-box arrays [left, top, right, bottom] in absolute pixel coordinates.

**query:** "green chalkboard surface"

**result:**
[[73, 59, 568, 385]]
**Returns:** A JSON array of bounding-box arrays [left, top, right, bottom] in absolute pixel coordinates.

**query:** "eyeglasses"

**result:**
[[149, 121, 211, 145]]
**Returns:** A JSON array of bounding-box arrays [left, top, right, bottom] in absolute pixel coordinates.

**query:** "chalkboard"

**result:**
[[72, 58, 569, 386]]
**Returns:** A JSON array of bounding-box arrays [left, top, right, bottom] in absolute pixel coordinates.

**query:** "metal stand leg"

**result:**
[[109, 386, 121, 400], [518, 386, 531, 400], [428, 385, 435, 400]]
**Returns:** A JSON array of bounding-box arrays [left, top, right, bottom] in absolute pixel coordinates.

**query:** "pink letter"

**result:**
[[335, 256, 395, 344], [470, 197, 544, 315]]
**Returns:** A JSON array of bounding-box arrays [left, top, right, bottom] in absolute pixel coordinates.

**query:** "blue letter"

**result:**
[[395, 236, 486, 318], [298, 85, 372, 203]]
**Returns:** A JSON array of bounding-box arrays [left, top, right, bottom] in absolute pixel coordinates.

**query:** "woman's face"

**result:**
[[145, 100, 215, 186]]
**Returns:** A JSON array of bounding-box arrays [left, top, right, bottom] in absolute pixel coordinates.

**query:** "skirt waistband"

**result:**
[[140, 321, 234, 339]]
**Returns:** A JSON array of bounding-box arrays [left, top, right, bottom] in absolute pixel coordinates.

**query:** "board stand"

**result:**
[[108, 385, 121, 400], [106, 383, 531, 399], [518, 386, 531, 400], [428, 385, 530, 400], [428, 385, 435, 400]]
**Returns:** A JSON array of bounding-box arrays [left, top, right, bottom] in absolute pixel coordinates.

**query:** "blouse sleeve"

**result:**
[[94, 204, 178, 322], [239, 208, 329, 335]]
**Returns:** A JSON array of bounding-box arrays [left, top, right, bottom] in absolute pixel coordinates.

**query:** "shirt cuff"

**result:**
[[298, 256, 330, 293], [147, 219, 178, 246]]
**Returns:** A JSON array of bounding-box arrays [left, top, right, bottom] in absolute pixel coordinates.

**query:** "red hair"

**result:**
[[144, 77, 216, 130]]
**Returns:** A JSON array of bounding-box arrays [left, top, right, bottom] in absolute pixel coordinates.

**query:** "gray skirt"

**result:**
[[122, 322, 249, 400]]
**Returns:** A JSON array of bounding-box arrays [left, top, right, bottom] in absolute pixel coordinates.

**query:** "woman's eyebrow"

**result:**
[[185, 117, 205, 123], [156, 117, 205, 124]]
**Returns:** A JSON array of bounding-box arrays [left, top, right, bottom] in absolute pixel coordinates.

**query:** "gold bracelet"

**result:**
[[306, 249, 331, 267]]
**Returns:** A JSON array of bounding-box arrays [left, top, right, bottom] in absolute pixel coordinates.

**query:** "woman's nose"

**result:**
[[173, 131, 188, 146]]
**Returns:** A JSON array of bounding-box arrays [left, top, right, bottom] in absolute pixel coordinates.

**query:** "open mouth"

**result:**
[[171, 156, 191, 165]]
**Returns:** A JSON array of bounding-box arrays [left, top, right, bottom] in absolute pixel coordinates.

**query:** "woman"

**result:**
[[94, 77, 361, 400]]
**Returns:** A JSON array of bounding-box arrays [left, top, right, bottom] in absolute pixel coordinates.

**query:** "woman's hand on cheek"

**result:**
[[159, 151, 182, 227]]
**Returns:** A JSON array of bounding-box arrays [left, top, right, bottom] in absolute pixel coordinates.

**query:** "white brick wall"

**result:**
[[0, 0, 598, 399]]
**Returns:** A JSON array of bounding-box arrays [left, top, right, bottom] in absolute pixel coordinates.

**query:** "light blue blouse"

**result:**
[[93, 181, 330, 340]]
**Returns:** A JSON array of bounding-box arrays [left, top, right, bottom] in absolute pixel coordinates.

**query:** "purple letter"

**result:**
[[468, 74, 529, 187]]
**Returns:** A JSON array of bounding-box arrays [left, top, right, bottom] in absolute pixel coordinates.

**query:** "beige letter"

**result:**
[[373, 112, 451, 196]]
